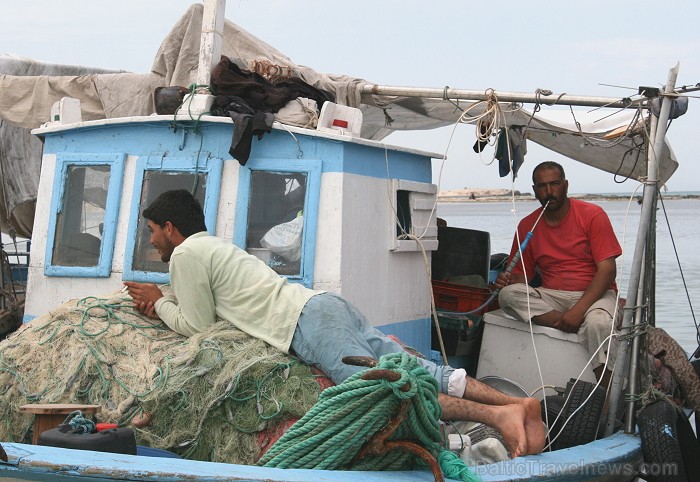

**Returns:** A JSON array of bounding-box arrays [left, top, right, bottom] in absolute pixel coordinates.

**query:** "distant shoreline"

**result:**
[[438, 189, 700, 203]]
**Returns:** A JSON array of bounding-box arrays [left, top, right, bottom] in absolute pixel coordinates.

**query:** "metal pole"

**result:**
[[646, 196, 658, 327], [622, 115, 656, 435], [361, 84, 640, 109], [604, 63, 679, 436]]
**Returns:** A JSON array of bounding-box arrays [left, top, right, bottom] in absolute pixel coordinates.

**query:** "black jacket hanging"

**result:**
[[228, 111, 274, 165]]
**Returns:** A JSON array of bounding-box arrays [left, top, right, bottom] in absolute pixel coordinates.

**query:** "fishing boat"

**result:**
[[0, 2, 697, 481]]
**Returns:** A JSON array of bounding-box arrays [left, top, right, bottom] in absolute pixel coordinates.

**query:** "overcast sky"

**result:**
[[2, 0, 699, 193]]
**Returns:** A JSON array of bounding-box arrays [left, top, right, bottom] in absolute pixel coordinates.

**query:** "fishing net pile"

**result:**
[[0, 289, 329, 464]]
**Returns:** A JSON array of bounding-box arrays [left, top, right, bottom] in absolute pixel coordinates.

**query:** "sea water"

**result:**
[[437, 197, 700, 355]]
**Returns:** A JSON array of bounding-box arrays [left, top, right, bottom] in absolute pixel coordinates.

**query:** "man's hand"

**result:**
[[493, 271, 527, 291], [532, 309, 582, 333], [493, 271, 510, 290], [123, 281, 163, 319], [556, 310, 584, 333], [552, 257, 617, 333]]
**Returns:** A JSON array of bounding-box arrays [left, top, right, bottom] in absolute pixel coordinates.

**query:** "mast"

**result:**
[[195, 0, 225, 89], [185, 0, 226, 115], [604, 63, 680, 436]]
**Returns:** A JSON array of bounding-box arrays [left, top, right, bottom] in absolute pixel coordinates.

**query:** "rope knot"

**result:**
[[65, 410, 96, 434], [372, 352, 424, 399]]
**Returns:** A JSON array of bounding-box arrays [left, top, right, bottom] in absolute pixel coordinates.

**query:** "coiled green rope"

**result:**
[[259, 352, 478, 481]]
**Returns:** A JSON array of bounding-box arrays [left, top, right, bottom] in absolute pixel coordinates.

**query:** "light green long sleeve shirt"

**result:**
[[154, 232, 321, 353]]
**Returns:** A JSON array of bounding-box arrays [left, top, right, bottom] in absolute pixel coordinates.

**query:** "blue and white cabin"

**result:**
[[25, 114, 439, 357]]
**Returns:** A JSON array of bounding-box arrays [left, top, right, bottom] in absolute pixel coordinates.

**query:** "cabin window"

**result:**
[[45, 153, 125, 277], [234, 159, 321, 287], [390, 180, 439, 252], [132, 172, 207, 274], [396, 189, 412, 237], [122, 155, 222, 283]]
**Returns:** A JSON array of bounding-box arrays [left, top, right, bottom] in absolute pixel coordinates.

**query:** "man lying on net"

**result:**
[[125, 189, 545, 458]]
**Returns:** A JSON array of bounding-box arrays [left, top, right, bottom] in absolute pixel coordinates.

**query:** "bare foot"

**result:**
[[492, 398, 545, 458], [493, 403, 528, 458], [521, 397, 546, 455]]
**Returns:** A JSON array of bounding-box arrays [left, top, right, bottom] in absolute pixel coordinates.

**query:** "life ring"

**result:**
[[637, 399, 700, 482]]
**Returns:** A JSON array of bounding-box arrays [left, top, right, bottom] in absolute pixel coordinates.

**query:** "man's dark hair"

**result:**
[[142, 190, 207, 238], [532, 161, 566, 184]]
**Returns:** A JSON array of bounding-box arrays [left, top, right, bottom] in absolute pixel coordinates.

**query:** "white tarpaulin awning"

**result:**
[[0, 3, 678, 237]]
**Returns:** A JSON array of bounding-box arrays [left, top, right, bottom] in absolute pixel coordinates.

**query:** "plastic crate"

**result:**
[[431, 313, 482, 356], [432, 280, 498, 315]]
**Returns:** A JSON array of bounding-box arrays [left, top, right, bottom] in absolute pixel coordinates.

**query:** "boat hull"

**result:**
[[0, 431, 641, 482]]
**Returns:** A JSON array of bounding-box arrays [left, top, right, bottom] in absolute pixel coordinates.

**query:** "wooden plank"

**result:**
[[19, 404, 101, 415], [19, 404, 102, 444]]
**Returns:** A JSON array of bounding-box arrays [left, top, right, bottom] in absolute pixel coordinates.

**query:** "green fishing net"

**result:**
[[0, 290, 324, 464]]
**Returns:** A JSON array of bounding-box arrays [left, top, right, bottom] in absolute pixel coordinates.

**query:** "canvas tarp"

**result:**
[[0, 54, 131, 238], [0, 3, 678, 238]]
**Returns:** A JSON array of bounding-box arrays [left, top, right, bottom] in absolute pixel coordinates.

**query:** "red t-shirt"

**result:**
[[509, 199, 622, 292]]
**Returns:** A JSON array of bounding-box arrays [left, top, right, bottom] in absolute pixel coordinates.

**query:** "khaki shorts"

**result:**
[[498, 285, 620, 369]]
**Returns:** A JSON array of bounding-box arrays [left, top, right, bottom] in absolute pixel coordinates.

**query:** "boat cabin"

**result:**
[[24, 108, 602, 394], [25, 112, 440, 357]]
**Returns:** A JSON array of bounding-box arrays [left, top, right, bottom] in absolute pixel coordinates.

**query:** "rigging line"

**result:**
[[540, 185, 639, 449], [515, 202, 552, 413], [536, 185, 641, 449], [571, 102, 643, 147], [569, 102, 643, 178], [461, 98, 494, 122], [190, 129, 206, 197], [598, 83, 637, 91], [565, 104, 639, 150], [277, 123, 303, 158], [439, 96, 498, 167], [441, 99, 492, 163], [675, 83, 700, 93], [473, 91, 503, 166], [657, 191, 699, 355], [612, 139, 644, 184], [442, 85, 467, 113], [544, 333, 619, 449], [590, 104, 637, 123], [521, 90, 543, 137], [498, 170, 553, 434], [545, 182, 639, 445], [586, 93, 640, 115], [612, 106, 648, 184], [536, 88, 567, 107]]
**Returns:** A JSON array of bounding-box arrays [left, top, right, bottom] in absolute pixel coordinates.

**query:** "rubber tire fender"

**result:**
[[546, 378, 605, 450], [637, 399, 700, 482]]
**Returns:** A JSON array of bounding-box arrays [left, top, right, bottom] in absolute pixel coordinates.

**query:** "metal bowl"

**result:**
[[479, 375, 529, 398]]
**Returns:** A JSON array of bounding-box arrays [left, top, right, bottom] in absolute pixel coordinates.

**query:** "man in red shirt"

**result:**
[[494, 161, 621, 384]]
